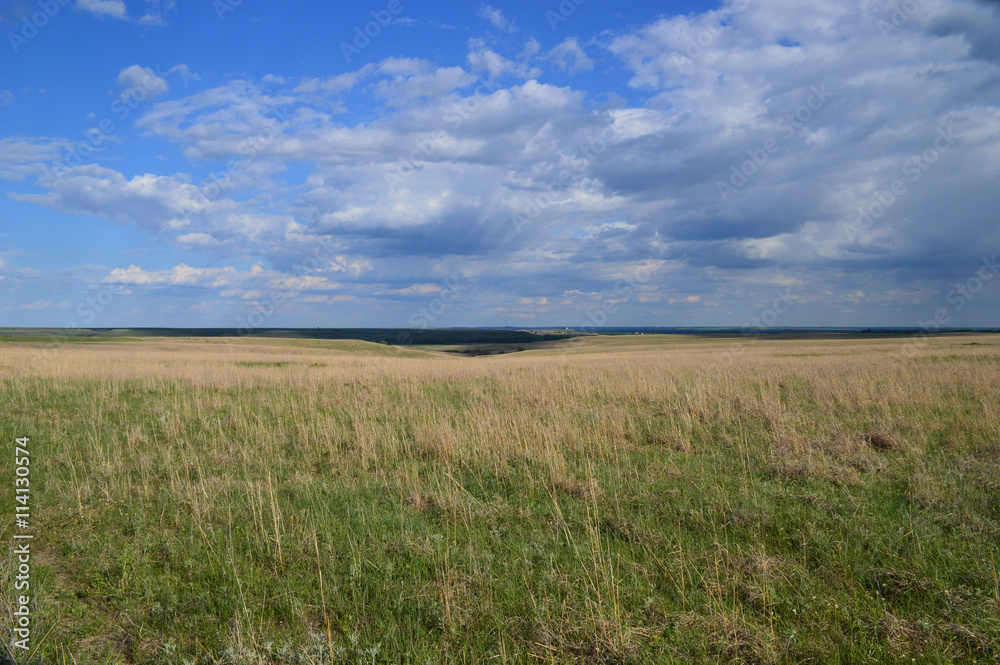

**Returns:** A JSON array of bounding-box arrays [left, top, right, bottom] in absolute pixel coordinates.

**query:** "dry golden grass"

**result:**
[[0, 333, 998, 663]]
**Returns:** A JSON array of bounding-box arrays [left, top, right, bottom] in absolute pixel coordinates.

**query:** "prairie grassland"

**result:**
[[1, 334, 999, 664]]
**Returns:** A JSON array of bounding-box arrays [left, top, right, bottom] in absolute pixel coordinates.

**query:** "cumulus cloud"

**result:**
[[467, 38, 542, 80], [372, 65, 476, 106], [117, 65, 169, 98], [9, 1, 1000, 326], [76, 0, 127, 20], [597, 0, 1000, 282], [12, 165, 203, 232]]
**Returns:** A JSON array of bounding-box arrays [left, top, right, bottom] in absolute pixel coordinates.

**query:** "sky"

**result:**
[[1, 0, 999, 330]]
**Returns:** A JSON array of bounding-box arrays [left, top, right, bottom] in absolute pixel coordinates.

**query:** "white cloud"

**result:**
[[294, 67, 373, 95], [467, 39, 542, 79], [117, 65, 169, 99], [138, 0, 176, 25], [547, 38, 594, 74], [520, 38, 542, 60], [373, 65, 476, 105], [390, 283, 441, 295], [167, 64, 199, 85], [12, 165, 204, 233], [133, 80, 299, 161], [300, 295, 355, 304], [378, 57, 431, 76], [0, 90, 13, 106], [76, 0, 128, 20], [176, 233, 219, 246], [479, 5, 514, 32], [106, 262, 345, 294], [9, 0, 1000, 327], [0, 137, 68, 182], [20, 300, 70, 310], [108, 264, 241, 288]]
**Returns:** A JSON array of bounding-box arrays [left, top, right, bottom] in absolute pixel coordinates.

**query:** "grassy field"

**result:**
[[1, 334, 999, 664]]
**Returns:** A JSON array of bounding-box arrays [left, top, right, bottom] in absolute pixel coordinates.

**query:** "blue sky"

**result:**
[[2, 0, 999, 330]]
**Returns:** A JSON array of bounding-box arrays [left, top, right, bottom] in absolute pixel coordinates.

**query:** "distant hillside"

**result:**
[[0, 327, 580, 345]]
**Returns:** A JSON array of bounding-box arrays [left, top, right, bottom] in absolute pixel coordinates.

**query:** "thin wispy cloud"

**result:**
[[76, 0, 128, 20], [478, 4, 514, 32]]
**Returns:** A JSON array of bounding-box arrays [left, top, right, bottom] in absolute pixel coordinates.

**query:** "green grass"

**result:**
[[1, 337, 998, 664]]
